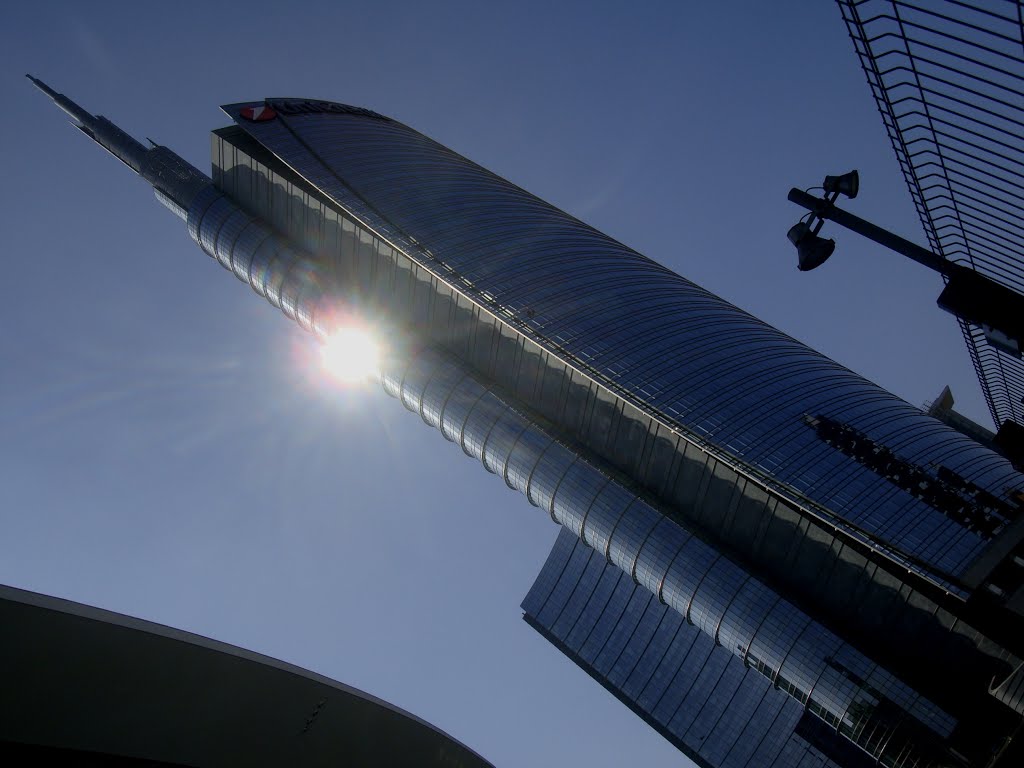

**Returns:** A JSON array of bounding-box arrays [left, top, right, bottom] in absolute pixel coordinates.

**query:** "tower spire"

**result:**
[[26, 75, 95, 127], [27, 75, 211, 215], [27, 74, 149, 173]]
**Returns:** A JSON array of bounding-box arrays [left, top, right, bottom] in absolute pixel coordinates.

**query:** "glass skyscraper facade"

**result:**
[[32, 79, 1024, 766], [525, 528, 910, 767]]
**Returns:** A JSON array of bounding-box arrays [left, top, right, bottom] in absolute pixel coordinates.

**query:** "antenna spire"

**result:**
[[26, 75, 96, 128], [27, 75, 211, 213]]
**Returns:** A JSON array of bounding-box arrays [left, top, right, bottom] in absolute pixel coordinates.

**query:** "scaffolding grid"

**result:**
[[837, 0, 1024, 430]]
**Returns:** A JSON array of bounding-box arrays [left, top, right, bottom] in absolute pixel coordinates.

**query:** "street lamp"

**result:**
[[787, 171, 1024, 359], [787, 221, 835, 272], [823, 170, 859, 199]]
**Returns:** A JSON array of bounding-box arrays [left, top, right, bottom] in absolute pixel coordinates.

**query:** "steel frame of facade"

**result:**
[[837, 0, 1024, 430]]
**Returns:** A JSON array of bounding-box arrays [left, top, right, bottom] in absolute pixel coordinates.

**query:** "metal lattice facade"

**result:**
[[837, 0, 1024, 430]]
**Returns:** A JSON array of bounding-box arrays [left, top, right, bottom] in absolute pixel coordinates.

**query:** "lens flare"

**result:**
[[320, 327, 380, 383]]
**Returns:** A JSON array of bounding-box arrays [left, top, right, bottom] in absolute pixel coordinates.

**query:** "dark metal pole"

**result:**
[[787, 186, 1024, 357], [787, 187, 954, 276]]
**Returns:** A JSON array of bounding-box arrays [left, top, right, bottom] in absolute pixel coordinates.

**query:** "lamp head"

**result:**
[[823, 169, 859, 199], [788, 221, 836, 272]]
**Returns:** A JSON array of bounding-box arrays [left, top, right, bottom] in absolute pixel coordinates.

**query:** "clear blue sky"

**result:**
[[0, 2, 990, 766]]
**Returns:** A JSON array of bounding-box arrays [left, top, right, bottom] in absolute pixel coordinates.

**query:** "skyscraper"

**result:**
[[30, 78, 1024, 766]]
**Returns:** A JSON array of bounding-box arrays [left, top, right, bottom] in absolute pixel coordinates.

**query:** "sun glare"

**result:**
[[320, 327, 380, 384]]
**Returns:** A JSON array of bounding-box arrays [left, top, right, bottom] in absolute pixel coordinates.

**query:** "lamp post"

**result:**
[[787, 173, 1024, 359]]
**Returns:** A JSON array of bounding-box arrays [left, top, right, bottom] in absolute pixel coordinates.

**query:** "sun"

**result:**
[[320, 327, 380, 383]]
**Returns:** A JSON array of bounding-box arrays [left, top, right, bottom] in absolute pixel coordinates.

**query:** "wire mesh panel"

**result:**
[[837, 0, 1024, 430]]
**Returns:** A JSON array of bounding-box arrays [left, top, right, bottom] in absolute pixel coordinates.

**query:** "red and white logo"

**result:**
[[239, 105, 277, 122]]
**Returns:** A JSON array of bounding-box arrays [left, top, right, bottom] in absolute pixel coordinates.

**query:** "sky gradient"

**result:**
[[0, 2, 994, 766]]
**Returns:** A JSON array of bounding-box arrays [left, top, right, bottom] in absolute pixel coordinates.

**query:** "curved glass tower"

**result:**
[[31, 79, 1024, 767]]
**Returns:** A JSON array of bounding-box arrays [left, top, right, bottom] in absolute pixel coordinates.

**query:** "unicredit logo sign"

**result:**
[[239, 105, 277, 122], [265, 99, 390, 122]]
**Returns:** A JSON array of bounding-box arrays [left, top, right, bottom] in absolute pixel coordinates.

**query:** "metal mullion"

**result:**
[[889, 0, 990, 280], [891, 0, 1021, 45], [948, 230, 1024, 277], [893, 108, 1024, 155], [868, 29, 1024, 81], [532, 537, 587, 625], [935, 177, 1024, 222], [906, 137, 1024, 181], [892, 16, 1023, 64], [626, 602, 686, 702], [911, 83, 1024, 132], [922, 151, 1024, 192], [878, 52, 1024, 98], [849, 6, 954, 249]]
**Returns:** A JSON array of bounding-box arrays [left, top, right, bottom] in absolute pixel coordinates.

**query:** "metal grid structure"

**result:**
[[837, 0, 1024, 431]]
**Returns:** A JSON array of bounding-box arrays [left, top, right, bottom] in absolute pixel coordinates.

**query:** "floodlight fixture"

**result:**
[[823, 170, 859, 199], [788, 221, 836, 272]]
